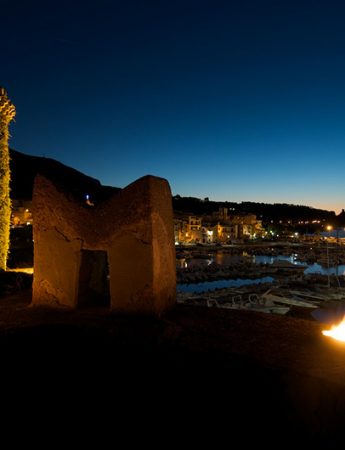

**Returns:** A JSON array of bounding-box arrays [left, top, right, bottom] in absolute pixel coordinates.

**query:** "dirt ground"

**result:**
[[1, 282, 345, 446]]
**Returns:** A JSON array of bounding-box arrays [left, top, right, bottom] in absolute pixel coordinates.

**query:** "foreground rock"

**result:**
[[32, 174, 176, 315]]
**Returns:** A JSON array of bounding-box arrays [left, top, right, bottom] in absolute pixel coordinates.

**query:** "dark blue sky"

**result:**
[[2, 0, 345, 212]]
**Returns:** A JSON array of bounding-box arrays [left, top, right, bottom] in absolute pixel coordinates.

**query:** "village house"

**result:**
[[174, 208, 265, 244], [11, 200, 33, 227]]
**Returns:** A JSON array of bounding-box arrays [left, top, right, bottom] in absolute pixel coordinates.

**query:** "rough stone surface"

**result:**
[[32, 174, 176, 314]]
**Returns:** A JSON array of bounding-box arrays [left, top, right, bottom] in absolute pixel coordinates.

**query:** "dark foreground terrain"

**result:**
[[1, 284, 345, 447]]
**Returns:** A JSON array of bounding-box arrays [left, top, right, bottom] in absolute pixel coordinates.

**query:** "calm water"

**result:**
[[253, 255, 345, 276], [177, 253, 345, 293], [177, 276, 275, 293]]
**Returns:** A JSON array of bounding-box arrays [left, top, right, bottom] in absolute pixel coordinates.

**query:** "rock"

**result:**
[[32, 174, 176, 315]]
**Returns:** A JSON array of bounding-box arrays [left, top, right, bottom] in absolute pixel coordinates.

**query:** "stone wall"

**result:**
[[32, 174, 176, 315]]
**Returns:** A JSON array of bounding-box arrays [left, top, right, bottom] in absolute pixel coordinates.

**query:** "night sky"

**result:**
[[2, 0, 345, 213]]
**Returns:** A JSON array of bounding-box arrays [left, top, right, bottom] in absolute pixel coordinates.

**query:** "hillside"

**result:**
[[173, 195, 337, 223], [9, 148, 120, 203], [8, 148, 341, 224]]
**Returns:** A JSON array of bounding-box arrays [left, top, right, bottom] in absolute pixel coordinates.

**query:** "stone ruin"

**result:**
[[32, 174, 176, 315]]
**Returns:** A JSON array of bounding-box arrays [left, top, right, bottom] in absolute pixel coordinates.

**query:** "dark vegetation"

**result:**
[[173, 195, 338, 223]]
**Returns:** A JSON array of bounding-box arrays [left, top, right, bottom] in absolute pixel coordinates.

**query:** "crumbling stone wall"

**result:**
[[32, 174, 176, 315]]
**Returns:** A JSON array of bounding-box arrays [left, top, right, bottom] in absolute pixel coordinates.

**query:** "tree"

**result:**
[[0, 87, 16, 270]]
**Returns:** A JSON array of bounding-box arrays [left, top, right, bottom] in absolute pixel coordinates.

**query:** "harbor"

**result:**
[[176, 242, 345, 319]]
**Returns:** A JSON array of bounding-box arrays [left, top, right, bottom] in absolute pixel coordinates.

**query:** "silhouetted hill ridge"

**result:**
[[9, 148, 120, 203], [9, 149, 341, 224], [173, 195, 338, 223]]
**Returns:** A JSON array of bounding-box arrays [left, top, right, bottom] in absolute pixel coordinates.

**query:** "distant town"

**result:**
[[11, 197, 345, 247], [172, 195, 345, 245], [7, 148, 345, 247]]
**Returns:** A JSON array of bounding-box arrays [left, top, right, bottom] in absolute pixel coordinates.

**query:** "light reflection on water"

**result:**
[[254, 256, 345, 276], [177, 252, 345, 292], [177, 276, 275, 293], [177, 253, 345, 276], [253, 255, 304, 266], [305, 264, 345, 276]]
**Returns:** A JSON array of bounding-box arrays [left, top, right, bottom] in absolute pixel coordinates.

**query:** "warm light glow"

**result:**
[[9, 267, 33, 274], [326, 225, 333, 231], [322, 315, 345, 342]]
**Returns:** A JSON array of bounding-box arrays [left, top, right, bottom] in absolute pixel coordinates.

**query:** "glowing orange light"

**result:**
[[322, 315, 345, 342]]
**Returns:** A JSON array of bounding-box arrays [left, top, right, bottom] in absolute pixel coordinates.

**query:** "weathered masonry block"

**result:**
[[32, 174, 176, 315]]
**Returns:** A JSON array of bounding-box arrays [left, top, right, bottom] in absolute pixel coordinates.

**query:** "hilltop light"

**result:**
[[85, 194, 94, 206]]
